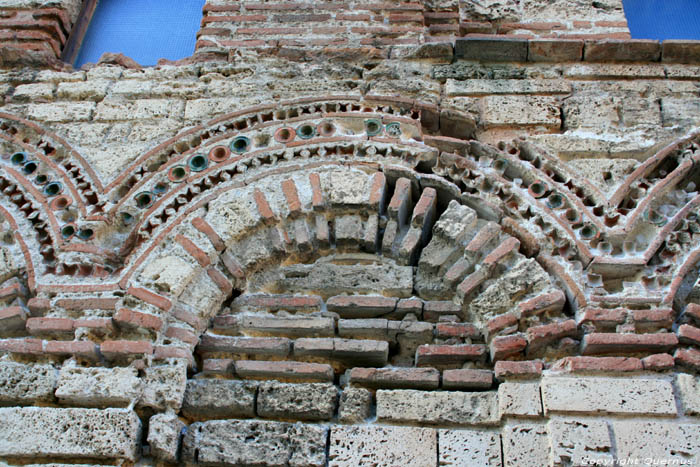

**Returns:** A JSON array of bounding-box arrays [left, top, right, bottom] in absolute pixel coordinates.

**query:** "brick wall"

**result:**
[[0, 0, 698, 465]]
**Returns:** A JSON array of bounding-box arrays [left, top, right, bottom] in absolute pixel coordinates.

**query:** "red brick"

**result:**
[[192, 217, 226, 252], [281, 178, 302, 215], [234, 293, 322, 312], [253, 188, 276, 223], [490, 334, 527, 361], [674, 348, 700, 371], [172, 304, 206, 330], [526, 319, 577, 354], [153, 345, 195, 366], [73, 318, 114, 335], [26, 297, 50, 316], [578, 307, 626, 326], [368, 172, 387, 209], [309, 172, 324, 209], [164, 326, 199, 346], [484, 237, 520, 266], [0, 337, 42, 355], [202, 358, 234, 375], [0, 281, 24, 302], [584, 39, 660, 62], [633, 308, 674, 330], [234, 360, 333, 382], [465, 222, 500, 253], [436, 322, 480, 340], [54, 297, 119, 311], [501, 217, 540, 257], [662, 40, 700, 63], [221, 251, 246, 280], [442, 369, 493, 389], [127, 286, 172, 311], [552, 356, 642, 373], [100, 340, 154, 359], [45, 340, 99, 360], [415, 344, 486, 366], [411, 187, 437, 227], [582, 333, 678, 355], [0, 306, 27, 331], [349, 367, 439, 389], [495, 360, 543, 379], [423, 300, 461, 321], [387, 177, 412, 223], [396, 297, 423, 316], [207, 267, 233, 295], [518, 290, 566, 316], [114, 308, 163, 331], [176, 233, 211, 268], [25, 317, 73, 335], [456, 268, 489, 301], [294, 338, 389, 367], [201, 14, 266, 24], [686, 303, 700, 323], [678, 324, 700, 346], [486, 312, 519, 336], [203, 4, 240, 13], [326, 295, 397, 318], [641, 353, 675, 371], [198, 333, 291, 356]]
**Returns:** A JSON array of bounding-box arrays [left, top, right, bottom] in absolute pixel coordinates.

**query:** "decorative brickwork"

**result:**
[[0, 0, 698, 465]]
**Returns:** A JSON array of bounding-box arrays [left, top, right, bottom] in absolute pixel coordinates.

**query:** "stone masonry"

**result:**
[[0, 0, 698, 465]]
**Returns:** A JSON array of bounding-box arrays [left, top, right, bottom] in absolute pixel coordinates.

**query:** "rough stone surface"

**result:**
[[548, 419, 613, 466], [182, 379, 257, 420], [541, 377, 677, 415], [502, 423, 550, 467], [138, 361, 188, 411], [499, 381, 542, 417], [183, 419, 327, 467], [376, 389, 499, 426], [613, 422, 700, 463], [55, 366, 141, 408], [257, 382, 338, 421], [438, 429, 501, 466], [329, 425, 437, 467], [0, 407, 141, 461], [338, 387, 372, 424], [0, 361, 57, 404], [148, 413, 185, 463], [676, 374, 700, 416]]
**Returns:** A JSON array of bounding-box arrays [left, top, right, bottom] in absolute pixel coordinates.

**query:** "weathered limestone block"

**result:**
[[498, 382, 542, 417], [613, 422, 700, 463], [139, 360, 188, 411], [468, 258, 552, 321], [541, 377, 677, 415], [0, 361, 57, 404], [204, 188, 262, 246], [322, 169, 371, 208], [139, 254, 197, 297], [480, 96, 561, 129], [438, 429, 501, 466], [376, 389, 499, 426], [338, 387, 372, 424], [177, 269, 226, 320], [148, 413, 186, 463], [183, 419, 327, 467], [275, 259, 413, 297], [257, 382, 337, 421], [329, 425, 437, 467], [446, 79, 572, 97], [182, 379, 257, 420], [502, 423, 550, 467], [0, 407, 141, 461], [676, 374, 700, 416], [548, 419, 613, 466], [55, 366, 141, 407]]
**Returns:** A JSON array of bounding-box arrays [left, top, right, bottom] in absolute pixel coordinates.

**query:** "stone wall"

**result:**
[[0, 0, 698, 465]]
